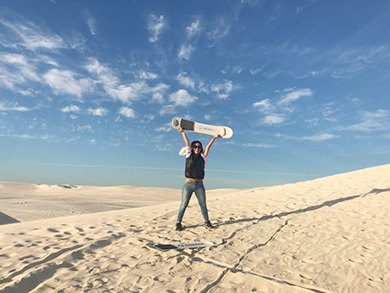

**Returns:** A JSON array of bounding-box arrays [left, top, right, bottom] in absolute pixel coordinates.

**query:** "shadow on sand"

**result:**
[[0, 212, 20, 225], [220, 187, 390, 227]]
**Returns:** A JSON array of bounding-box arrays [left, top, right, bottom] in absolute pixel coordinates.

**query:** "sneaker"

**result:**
[[203, 221, 214, 230], [175, 222, 183, 231]]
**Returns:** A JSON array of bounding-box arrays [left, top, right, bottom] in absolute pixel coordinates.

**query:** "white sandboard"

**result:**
[[171, 117, 233, 139], [146, 239, 224, 252]]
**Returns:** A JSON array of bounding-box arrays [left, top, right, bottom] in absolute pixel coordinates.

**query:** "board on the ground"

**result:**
[[172, 117, 233, 139], [146, 239, 224, 252]]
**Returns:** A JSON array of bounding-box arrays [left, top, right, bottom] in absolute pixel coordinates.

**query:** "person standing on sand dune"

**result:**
[[175, 127, 221, 231]]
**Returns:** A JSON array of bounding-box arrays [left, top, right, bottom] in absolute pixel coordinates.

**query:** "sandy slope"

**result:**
[[0, 164, 389, 292]]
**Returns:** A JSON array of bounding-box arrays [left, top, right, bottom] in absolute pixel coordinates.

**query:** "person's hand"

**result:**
[[178, 127, 184, 133], [213, 134, 221, 139]]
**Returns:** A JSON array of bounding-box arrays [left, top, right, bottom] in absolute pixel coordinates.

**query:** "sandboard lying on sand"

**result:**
[[146, 239, 224, 252], [172, 117, 233, 139]]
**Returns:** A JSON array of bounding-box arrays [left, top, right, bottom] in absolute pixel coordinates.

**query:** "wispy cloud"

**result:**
[[186, 20, 202, 38], [169, 89, 198, 107], [177, 20, 203, 61], [44, 68, 94, 99], [85, 58, 168, 104], [88, 107, 108, 116], [211, 80, 236, 99], [178, 44, 194, 60], [61, 105, 81, 113], [278, 88, 313, 105], [0, 19, 66, 51], [0, 101, 31, 112], [138, 70, 158, 80], [207, 18, 230, 46], [253, 98, 274, 114], [87, 16, 97, 35], [276, 132, 338, 142], [339, 109, 390, 133], [253, 88, 314, 126], [176, 72, 195, 89], [147, 14, 166, 43], [0, 52, 40, 91], [243, 143, 275, 148], [119, 107, 135, 118], [263, 113, 286, 125]]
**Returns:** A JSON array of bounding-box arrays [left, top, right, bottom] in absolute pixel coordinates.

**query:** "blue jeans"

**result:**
[[177, 181, 209, 222]]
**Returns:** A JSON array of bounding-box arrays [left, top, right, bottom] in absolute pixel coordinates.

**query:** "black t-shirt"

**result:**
[[185, 153, 205, 180]]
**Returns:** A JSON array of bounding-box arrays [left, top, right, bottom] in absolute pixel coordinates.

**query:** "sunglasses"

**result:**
[[192, 145, 202, 149]]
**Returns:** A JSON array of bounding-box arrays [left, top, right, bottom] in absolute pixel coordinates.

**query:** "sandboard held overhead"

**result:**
[[146, 239, 224, 252], [172, 117, 233, 139]]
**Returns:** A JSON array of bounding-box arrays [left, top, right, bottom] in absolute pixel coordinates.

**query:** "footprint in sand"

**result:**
[[362, 245, 375, 252], [48, 228, 60, 233], [299, 273, 313, 280], [348, 258, 364, 264], [301, 258, 322, 264], [368, 276, 384, 283]]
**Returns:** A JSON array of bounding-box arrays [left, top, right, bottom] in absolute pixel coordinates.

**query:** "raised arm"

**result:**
[[204, 134, 221, 157], [178, 128, 190, 147]]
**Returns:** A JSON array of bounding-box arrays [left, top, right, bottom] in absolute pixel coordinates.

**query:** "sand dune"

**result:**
[[0, 164, 389, 292]]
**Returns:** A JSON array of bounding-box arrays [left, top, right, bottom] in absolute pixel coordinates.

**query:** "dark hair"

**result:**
[[191, 141, 203, 152]]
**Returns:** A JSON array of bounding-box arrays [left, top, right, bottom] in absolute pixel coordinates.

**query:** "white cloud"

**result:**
[[253, 98, 273, 113], [176, 72, 195, 89], [44, 68, 94, 98], [276, 132, 338, 142], [147, 14, 166, 43], [169, 89, 198, 107], [263, 114, 286, 125], [61, 105, 81, 113], [0, 52, 40, 91], [243, 143, 275, 148], [338, 110, 390, 133], [88, 107, 108, 116], [1, 19, 66, 51], [155, 123, 172, 132], [211, 80, 235, 99], [301, 133, 338, 141], [87, 17, 97, 35], [278, 88, 313, 105], [149, 83, 169, 104], [138, 70, 158, 80], [0, 101, 31, 112], [86, 58, 167, 104], [159, 105, 176, 116], [119, 107, 135, 118], [305, 118, 319, 127], [75, 125, 93, 132], [233, 66, 244, 74], [249, 66, 265, 75], [107, 82, 148, 103], [178, 44, 194, 60], [341, 120, 384, 133], [207, 19, 230, 45], [152, 93, 163, 104], [186, 20, 202, 38]]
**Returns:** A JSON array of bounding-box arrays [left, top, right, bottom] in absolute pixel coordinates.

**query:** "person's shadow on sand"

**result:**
[[219, 187, 390, 228]]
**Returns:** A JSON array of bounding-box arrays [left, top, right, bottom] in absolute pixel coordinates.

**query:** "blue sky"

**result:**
[[0, 0, 389, 189]]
